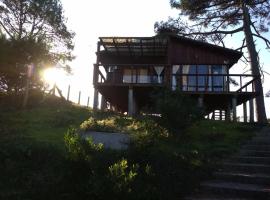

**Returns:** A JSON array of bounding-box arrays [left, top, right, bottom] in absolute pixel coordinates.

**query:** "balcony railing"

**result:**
[[172, 73, 259, 93], [96, 70, 258, 93]]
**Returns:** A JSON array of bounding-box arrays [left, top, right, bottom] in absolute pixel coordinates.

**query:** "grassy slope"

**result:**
[[0, 98, 260, 200], [0, 102, 90, 150]]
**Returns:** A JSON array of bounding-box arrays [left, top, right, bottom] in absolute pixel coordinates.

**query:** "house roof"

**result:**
[[98, 35, 242, 63], [99, 36, 168, 56]]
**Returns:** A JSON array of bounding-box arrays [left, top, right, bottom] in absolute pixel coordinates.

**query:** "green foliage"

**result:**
[[0, 101, 259, 200], [0, 0, 74, 93], [152, 88, 203, 131], [80, 112, 169, 141], [108, 159, 139, 194], [64, 127, 104, 162]]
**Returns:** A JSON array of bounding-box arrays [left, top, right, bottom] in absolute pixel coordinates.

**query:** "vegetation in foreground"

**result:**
[[0, 95, 259, 200]]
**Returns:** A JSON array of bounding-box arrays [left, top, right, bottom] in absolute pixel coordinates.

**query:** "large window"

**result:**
[[138, 69, 149, 83], [123, 69, 136, 83], [212, 65, 226, 91], [173, 65, 227, 91]]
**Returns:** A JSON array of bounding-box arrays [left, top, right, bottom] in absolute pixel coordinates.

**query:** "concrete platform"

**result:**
[[82, 131, 131, 150]]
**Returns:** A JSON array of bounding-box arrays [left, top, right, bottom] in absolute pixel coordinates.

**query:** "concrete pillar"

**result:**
[[101, 96, 106, 110], [219, 110, 222, 121], [128, 87, 134, 116], [232, 96, 237, 122], [243, 102, 247, 123], [225, 101, 231, 121], [249, 98, 254, 123], [93, 88, 99, 110], [198, 96, 204, 108], [212, 111, 216, 120]]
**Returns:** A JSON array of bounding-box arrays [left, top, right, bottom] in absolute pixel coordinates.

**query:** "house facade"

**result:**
[[92, 34, 258, 122]]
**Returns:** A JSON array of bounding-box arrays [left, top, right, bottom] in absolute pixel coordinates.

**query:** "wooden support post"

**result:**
[[128, 86, 134, 116], [93, 88, 99, 110], [232, 96, 237, 122], [243, 102, 247, 123], [212, 111, 215, 120], [87, 97, 90, 107], [78, 91, 81, 105], [52, 83, 56, 96], [67, 85, 70, 101], [249, 99, 254, 123], [219, 110, 222, 121]]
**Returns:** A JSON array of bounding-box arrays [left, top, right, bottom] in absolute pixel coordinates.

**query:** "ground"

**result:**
[[0, 97, 262, 200]]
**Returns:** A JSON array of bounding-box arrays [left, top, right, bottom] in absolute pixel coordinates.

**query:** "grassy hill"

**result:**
[[0, 96, 260, 200]]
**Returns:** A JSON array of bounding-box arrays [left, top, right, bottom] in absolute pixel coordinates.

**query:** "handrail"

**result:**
[[97, 69, 258, 93]]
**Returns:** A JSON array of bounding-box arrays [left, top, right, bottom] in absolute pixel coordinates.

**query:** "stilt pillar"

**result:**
[[212, 111, 215, 120], [93, 88, 99, 110], [198, 96, 204, 108], [101, 96, 106, 110], [232, 96, 237, 122], [128, 87, 134, 116], [249, 99, 254, 123], [243, 102, 247, 123], [225, 102, 231, 121]]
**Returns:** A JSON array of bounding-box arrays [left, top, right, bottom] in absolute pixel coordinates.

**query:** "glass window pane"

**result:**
[[212, 65, 223, 92], [198, 65, 208, 91]]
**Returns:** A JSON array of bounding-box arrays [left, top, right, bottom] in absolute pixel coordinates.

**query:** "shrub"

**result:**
[[108, 159, 139, 194], [151, 88, 204, 132], [64, 127, 104, 162]]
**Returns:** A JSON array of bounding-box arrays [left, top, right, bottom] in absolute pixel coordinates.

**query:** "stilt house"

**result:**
[[92, 34, 258, 122]]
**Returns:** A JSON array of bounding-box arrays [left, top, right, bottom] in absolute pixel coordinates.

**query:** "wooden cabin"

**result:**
[[93, 34, 258, 122]]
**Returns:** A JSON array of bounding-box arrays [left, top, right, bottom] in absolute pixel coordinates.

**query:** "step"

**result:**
[[249, 137, 270, 145], [214, 172, 270, 185], [229, 156, 270, 165], [242, 145, 270, 151], [201, 181, 270, 199], [220, 163, 270, 174], [239, 150, 270, 157], [186, 195, 250, 200]]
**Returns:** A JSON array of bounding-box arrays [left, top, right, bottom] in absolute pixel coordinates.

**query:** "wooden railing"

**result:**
[[96, 69, 258, 93], [172, 73, 259, 93]]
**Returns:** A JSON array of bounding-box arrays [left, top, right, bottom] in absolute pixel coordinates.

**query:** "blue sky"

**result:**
[[51, 0, 270, 117]]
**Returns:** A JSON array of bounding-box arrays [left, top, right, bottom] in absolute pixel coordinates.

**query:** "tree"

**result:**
[[155, 0, 269, 123], [0, 0, 74, 93]]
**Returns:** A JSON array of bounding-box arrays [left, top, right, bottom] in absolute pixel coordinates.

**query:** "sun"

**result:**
[[42, 67, 67, 86]]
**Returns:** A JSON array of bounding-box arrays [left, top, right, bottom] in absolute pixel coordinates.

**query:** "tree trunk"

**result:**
[[242, 2, 267, 123]]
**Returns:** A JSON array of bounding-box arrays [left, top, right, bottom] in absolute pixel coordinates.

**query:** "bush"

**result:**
[[151, 88, 204, 132]]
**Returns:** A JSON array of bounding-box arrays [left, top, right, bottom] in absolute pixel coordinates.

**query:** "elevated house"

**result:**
[[92, 34, 258, 122]]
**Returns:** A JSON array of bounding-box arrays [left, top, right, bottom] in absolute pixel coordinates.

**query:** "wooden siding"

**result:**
[[169, 38, 239, 66]]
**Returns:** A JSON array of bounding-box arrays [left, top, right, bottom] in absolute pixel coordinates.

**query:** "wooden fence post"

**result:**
[[67, 85, 70, 101], [78, 91, 81, 105], [87, 96, 90, 107]]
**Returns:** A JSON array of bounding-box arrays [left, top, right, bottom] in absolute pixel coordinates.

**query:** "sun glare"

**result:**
[[43, 68, 67, 86]]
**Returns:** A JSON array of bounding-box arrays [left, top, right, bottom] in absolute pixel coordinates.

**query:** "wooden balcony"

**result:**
[[95, 69, 259, 95]]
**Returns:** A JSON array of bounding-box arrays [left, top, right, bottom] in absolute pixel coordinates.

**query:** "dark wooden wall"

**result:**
[[168, 38, 240, 66]]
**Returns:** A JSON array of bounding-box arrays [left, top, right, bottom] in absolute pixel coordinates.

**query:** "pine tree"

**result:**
[[156, 0, 270, 123]]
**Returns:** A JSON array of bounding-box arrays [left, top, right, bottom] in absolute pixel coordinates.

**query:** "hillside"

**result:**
[[0, 96, 260, 200]]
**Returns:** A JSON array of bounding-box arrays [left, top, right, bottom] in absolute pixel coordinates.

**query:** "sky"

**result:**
[[50, 0, 270, 118]]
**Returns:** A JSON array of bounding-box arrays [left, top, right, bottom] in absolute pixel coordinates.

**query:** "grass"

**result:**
[[0, 95, 261, 200], [0, 100, 90, 150]]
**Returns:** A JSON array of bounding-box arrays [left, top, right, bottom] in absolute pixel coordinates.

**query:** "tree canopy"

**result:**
[[0, 0, 74, 94], [155, 0, 270, 123]]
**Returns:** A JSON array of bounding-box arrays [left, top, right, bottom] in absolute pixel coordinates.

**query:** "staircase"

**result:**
[[186, 127, 270, 200]]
